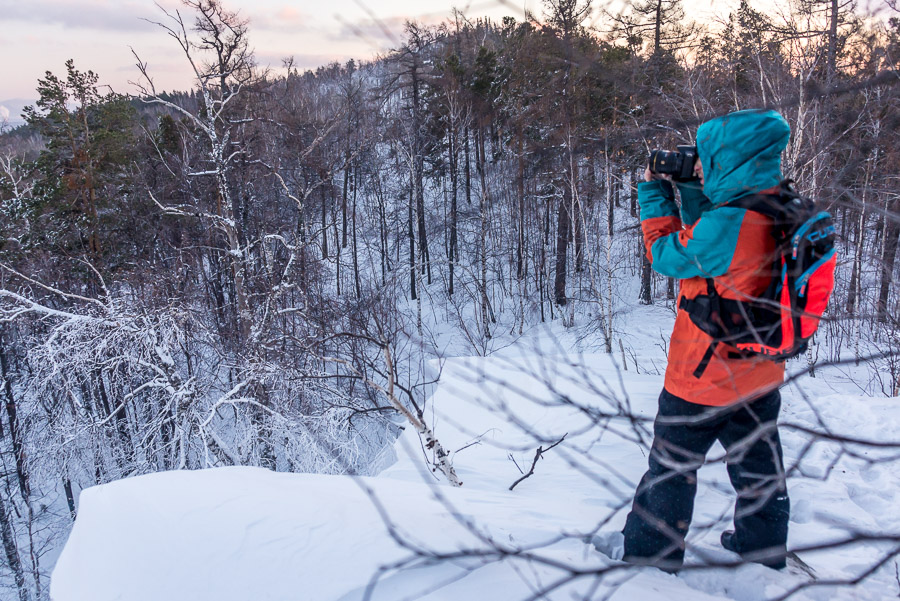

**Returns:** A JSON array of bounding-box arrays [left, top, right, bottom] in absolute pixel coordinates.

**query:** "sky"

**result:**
[[1, 0, 732, 116]]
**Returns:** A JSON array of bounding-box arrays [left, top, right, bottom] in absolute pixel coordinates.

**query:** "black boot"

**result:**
[[720, 530, 785, 570]]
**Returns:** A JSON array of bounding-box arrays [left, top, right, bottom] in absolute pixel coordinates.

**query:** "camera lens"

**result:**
[[649, 150, 681, 176]]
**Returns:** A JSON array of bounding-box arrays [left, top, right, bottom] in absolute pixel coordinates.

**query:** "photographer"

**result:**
[[597, 109, 792, 572]]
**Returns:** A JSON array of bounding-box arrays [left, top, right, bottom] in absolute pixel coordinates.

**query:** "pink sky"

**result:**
[[1, 0, 731, 104]]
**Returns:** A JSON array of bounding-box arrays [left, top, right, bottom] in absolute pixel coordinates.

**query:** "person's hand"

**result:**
[[644, 166, 672, 182]]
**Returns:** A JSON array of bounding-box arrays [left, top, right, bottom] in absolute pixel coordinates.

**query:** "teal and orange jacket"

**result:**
[[639, 110, 790, 406]]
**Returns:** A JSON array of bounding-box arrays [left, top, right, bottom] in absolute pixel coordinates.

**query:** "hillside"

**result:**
[[51, 323, 900, 601]]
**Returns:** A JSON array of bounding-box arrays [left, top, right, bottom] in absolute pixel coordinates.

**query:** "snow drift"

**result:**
[[51, 347, 900, 601]]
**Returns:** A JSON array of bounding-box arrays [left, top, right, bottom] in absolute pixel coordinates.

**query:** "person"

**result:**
[[601, 109, 793, 572]]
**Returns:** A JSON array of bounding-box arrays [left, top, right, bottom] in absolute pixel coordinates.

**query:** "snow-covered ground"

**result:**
[[50, 316, 900, 601]]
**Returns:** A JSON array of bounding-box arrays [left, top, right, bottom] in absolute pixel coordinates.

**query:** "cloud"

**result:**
[[0, 106, 9, 121], [250, 5, 311, 33], [0, 0, 162, 32], [332, 15, 408, 48], [331, 13, 447, 48], [0, 0, 315, 35]]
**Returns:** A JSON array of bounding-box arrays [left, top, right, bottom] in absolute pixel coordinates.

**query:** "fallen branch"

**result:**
[[508, 433, 568, 491]]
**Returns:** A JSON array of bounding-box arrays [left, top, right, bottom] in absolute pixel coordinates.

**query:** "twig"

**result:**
[[508, 453, 524, 474], [508, 433, 568, 491], [894, 558, 899, 597]]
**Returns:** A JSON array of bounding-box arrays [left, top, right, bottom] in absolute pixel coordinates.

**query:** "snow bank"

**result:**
[[51, 349, 900, 601]]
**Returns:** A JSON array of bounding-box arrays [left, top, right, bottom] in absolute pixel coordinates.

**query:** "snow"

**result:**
[[51, 323, 900, 601]]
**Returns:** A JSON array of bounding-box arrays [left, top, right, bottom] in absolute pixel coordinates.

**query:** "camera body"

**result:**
[[648, 145, 699, 181]]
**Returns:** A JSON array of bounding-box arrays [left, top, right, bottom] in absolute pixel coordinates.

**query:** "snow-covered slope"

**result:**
[[51, 331, 900, 601]]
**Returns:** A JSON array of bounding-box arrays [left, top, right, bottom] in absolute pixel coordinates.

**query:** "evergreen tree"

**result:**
[[23, 60, 137, 277]]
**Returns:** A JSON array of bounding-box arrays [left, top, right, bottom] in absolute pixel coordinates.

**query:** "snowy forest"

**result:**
[[1, 0, 899, 599]]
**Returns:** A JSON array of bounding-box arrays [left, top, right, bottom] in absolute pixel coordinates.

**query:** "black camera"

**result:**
[[648, 145, 699, 181]]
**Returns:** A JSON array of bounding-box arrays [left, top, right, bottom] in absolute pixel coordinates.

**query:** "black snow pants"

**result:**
[[622, 388, 789, 571]]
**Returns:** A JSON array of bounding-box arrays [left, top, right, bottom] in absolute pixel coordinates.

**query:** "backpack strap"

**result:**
[[724, 193, 785, 219], [679, 278, 726, 379], [723, 181, 813, 244], [693, 341, 719, 378]]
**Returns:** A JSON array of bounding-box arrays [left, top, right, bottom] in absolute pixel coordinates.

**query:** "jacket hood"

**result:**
[[696, 109, 791, 205]]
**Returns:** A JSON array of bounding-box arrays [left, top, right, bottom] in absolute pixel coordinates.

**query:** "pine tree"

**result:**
[[23, 60, 136, 277]]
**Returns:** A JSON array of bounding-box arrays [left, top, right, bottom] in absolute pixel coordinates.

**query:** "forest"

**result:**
[[0, 0, 899, 599]]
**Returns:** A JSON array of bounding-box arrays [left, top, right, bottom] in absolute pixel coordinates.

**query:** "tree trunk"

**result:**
[[654, 0, 663, 53], [378, 183, 388, 285], [342, 151, 350, 249], [97, 371, 134, 466], [352, 165, 361, 299], [1, 334, 30, 499], [573, 155, 585, 274], [464, 125, 472, 205], [827, 0, 839, 80], [630, 170, 638, 218], [877, 197, 899, 323], [516, 124, 526, 280], [408, 184, 417, 301], [852, 204, 865, 365], [554, 185, 571, 307], [449, 121, 459, 296], [605, 149, 614, 352], [64, 479, 77, 520], [410, 57, 431, 286], [321, 184, 328, 259], [477, 128, 491, 339], [640, 251, 653, 305], [0, 492, 30, 601]]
